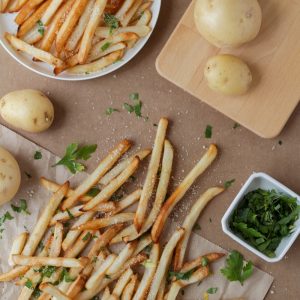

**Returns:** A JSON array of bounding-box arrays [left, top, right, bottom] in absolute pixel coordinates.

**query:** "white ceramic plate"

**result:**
[[0, 0, 161, 81]]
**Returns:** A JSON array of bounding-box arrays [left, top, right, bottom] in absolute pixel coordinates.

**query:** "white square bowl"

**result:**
[[221, 172, 300, 263]]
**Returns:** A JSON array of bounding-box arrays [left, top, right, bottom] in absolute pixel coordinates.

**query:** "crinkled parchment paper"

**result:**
[[0, 125, 273, 299]]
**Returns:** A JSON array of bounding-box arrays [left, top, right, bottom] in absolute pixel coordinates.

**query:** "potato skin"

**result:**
[[204, 54, 252, 96], [0, 147, 21, 206], [0, 89, 54, 133], [194, 0, 262, 48]]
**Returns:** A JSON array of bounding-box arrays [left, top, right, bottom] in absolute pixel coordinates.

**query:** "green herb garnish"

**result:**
[[229, 189, 300, 257], [123, 93, 146, 119], [104, 13, 119, 34], [168, 269, 195, 281], [53, 143, 97, 174], [224, 179, 235, 189], [11, 199, 30, 215], [37, 20, 44, 36], [101, 42, 112, 52], [60, 268, 75, 283], [32, 288, 42, 298], [82, 232, 92, 241], [207, 287, 218, 294], [40, 266, 56, 278], [0, 212, 14, 239], [105, 107, 119, 116], [25, 278, 34, 289], [86, 187, 100, 197], [233, 122, 240, 129], [66, 209, 74, 219], [221, 250, 253, 285], [205, 125, 212, 138], [193, 223, 201, 231], [201, 256, 209, 266], [34, 151, 42, 160]]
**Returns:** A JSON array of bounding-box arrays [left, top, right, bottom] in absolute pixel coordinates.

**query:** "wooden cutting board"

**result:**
[[156, 0, 300, 138]]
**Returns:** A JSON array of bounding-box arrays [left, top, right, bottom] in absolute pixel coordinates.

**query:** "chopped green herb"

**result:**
[[142, 259, 155, 268], [103, 13, 119, 34], [201, 256, 209, 266], [92, 235, 98, 239], [37, 241, 44, 251], [11, 199, 31, 215], [60, 268, 75, 283], [111, 192, 124, 201], [25, 278, 34, 289], [221, 251, 253, 285], [233, 122, 240, 129], [123, 93, 147, 119], [86, 187, 100, 197], [169, 269, 195, 281], [92, 256, 98, 263], [37, 20, 44, 36], [224, 179, 235, 189], [105, 274, 111, 279], [85, 72, 90, 75], [193, 223, 201, 231], [123, 103, 134, 113], [205, 125, 213, 138], [40, 266, 56, 278], [229, 189, 300, 257], [32, 288, 42, 298], [66, 209, 74, 219], [53, 143, 97, 174], [34, 151, 42, 160], [24, 171, 32, 179], [207, 287, 218, 294], [82, 232, 92, 241], [101, 42, 112, 52], [143, 243, 153, 255], [129, 93, 139, 101], [0, 211, 14, 238], [105, 107, 119, 116]]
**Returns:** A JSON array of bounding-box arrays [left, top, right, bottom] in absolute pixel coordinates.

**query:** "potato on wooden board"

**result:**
[[0, 89, 54, 133], [0, 147, 21, 206], [204, 54, 252, 96], [194, 0, 262, 48]]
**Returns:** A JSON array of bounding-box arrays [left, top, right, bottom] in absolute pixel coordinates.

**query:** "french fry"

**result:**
[[61, 140, 131, 210], [49, 222, 63, 257], [115, 0, 134, 20], [146, 228, 184, 300], [0, 0, 10, 12], [112, 189, 141, 214], [120, 0, 142, 27], [8, 232, 28, 266], [72, 213, 135, 231], [39, 283, 71, 300], [155, 273, 166, 300], [66, 49, 123, 74], [132, 243, 159, 300], [82, 157, 139, 211], [131, 234, 152, 257], [135, 118, 168, 232], [77, 0, 107, 63], [110, 224, 136, 244], [131, 1, 152, 23], [12, 255, 89, 268], [15, 0, 45, 25], [18, 271, 43, 300], [65, 0, 95, 51], [180, 252, 225, 273], [151, 144, 218, 242], [62, 211, 94, 251], [121, 274, 138, 300], [95, 25, 151, 39], [136, 9, 151, 26], [99, 149, 150, 186], [125, 139, 173, 242], [109, 268, 133, 299], [0, 266, 29, 282], [6, 0, 28, 12], [22, 182, 69, 256], [5, 33, 64, 67], [65, 274, 86, 298], [17, 0, 51, 37], [39, 0, 75, 52], [102, 287, 111, 300], [166, 266, 210, 300], [85, 254, 116, 290], [55, 0, 89, 53], [173, 187, 224, 271]]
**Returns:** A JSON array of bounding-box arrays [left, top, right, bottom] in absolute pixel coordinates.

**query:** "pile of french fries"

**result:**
[[0, 118, 226, 299], [1, 0, 153, 75]]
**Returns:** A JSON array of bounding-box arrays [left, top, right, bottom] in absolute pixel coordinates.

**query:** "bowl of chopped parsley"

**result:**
[[222, 172, 300, 262]]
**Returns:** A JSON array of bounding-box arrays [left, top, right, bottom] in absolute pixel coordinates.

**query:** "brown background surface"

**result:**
[[0, 0, 299, 299]]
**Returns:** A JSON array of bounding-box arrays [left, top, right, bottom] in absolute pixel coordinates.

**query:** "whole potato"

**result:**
[[0, 147, 21, 206], [204, 54, 252, 96], [0, 89, 54, 133], [194, 0, 262, 48]]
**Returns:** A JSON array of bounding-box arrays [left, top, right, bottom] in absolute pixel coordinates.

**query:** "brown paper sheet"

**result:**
[[0, 125, 273, 299]]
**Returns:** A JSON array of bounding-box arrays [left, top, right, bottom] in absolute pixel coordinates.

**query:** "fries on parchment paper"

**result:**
[[1, 0, 154, 75], [0, 118, 226, 299]]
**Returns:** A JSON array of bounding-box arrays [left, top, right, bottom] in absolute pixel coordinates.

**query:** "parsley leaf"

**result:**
[[86, 187, 100, 197], [82, 232, 92, 241], [53, 143, 97, 174], [40, 266, 56, 278], [0, 212, 14, 239], [105, 107, 119, 116], [66, 209, 74, 219], [37, 20, 44, 36], [32, 288, 41, 298], [205, 125, 213, 138], [220, 250, 253, 285], [11, 199, 31, 215], [60, 268, 75, 283], [103, 13, 119, 34], [207, 287, 218, 294], [101, 42, 112, 52], [123, 93, 147, 119], [169, 269, 195, 281], [233, 122, 240, 129], [34, 151, 42, 160], [224, 179, 235, 189], [201, 256, 209, 266], [25, 278, 34, 289]]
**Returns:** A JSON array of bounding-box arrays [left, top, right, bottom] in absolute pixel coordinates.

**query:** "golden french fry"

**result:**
[[55, 0, 89, 53], [62, 211, 94, 251], [21, 182, 69, 256], [110, 224, 136, 244], [17, 0, 51, 37], [5, 33, 64, 67], [95, 25, 151, 39], [131, 1, 152, 23], [155, 273, 166, 300], [13, 255, 89, 268], [40, 283, 71, 300], [61, 140, 131, 210], [5, 0, 28, 12], [85, 254, 116, 290], [65, 274, 86, 298], [146, 228, 184, 300], [180, 252, 225, 273], [151, 144, 218, 242], [113, 189, 141, 214], [109, 268, 133, 299], [0, 266, 29, 282], [133, 243, 159, 300], [18, 271, 43, 300], [65, 0, 95, 51], [0, 0, 10, 12], [131, 234, 152, 257], [49, 222, 63, 257], [120, 0, 142, 27], [173, 187, 224, 271], [135, 118, 168, 232], [115, 0, 134, 20], [50, 205, 85, 225], [102, 287, 111, 300], [77, 0, 107, 63], [136, 9, 152, 26], [8, 232, 28, 266], [82, 157, 139, 211], [122, 274, 138, 300], [15, 0, 44, 25], [73, 213, 135, 231]]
